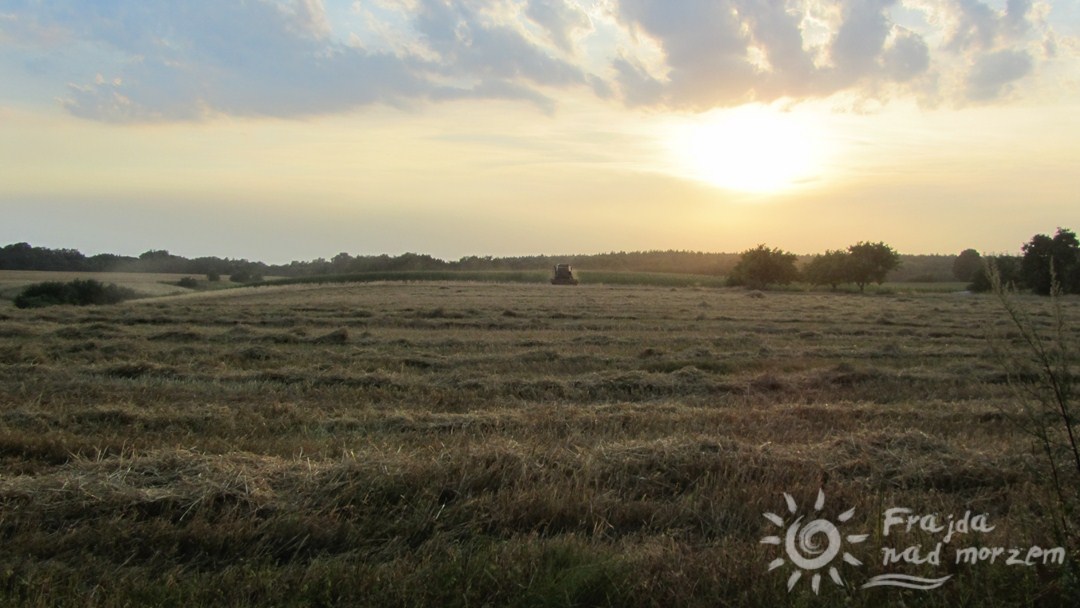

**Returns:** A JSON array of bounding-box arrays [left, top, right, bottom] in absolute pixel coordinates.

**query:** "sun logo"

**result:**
[[761, 489, 868, 594]]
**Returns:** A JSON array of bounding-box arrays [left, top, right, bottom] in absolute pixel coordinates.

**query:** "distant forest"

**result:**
[[0, 242, 959, 282]]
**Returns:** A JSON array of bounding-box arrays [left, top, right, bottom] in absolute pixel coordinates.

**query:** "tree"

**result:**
[[846, 241, 901, 292], [331, 252, 354, 273], [803, 250, 851, 290], [726, 244, 799, 290], [1020, 228, 1080, 295], [952, 248, 982, 282]]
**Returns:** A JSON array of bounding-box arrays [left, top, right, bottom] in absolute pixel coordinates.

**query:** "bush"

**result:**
[[177, 277, 199, 289], [206, 271, 221, 282], [13, 279, 139, 309], [969, 256, 1021, 292]]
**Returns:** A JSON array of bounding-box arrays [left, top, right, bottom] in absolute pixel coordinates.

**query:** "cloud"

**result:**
[[612, 55, 664, 107], [934, 0, 1045, 102], [524, 0, 590, 52], [947, 0, 1002, 51], [5, 0, 598, 121], [614, 0, 757, 108], [965, 48, 1033, 100], [11, 0, 431, 120], [830, 0, 896, 83], [0, 0, 1065, 121], [413, 0, 590, 89], [734, 0, 820, 98], [613, 0, 936, 106], [883, 29, 932, 82]]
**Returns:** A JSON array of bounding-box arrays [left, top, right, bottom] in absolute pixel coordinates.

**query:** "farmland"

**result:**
[[0, 279, 1077, 606]]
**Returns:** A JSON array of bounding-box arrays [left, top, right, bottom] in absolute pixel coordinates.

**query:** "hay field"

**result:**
[[0, 281, 1077, 606]]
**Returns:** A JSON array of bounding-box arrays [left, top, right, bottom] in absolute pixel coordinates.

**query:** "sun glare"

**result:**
[[667, 104, 828, 194]]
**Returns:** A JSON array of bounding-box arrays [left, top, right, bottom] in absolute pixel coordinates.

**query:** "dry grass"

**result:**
[[0, 281, 1078, 606]]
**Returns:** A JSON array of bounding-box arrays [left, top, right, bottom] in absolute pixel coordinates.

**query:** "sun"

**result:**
[[666, 104, 827, 194], [761, 489, 868, 594]]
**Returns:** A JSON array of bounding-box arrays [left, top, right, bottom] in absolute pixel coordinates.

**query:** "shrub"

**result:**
[[207, 271, 221, 282], [969, 256, 1021, 292], [230, 270, 264, 284], [177, 277, 199, 289], [13, 279, 139, 308]]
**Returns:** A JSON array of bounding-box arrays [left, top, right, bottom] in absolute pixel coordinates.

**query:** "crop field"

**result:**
[[0, 280, 1078, 606]]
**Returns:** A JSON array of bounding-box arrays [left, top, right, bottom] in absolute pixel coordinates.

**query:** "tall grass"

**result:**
[[987, 267, 1079, 551]]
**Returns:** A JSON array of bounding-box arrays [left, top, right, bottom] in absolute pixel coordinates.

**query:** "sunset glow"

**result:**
[[667, 105, 830, 194]]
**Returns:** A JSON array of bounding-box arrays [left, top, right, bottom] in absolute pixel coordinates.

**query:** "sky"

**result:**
[[2, 0, 1078, 264]]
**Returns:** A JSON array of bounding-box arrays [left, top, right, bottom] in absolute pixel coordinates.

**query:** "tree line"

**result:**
[[726, 227, 1080, 294], [0, 242, 963, 282], [0, 244, 743, 278], [0, 244, 271, 282], [960, 227, 1080, 295], [727, 241, 902, 291], [8, 232, 1076, 292]]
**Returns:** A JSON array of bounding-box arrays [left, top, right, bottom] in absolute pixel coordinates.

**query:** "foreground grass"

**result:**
[[0, 283, 1077, 606]]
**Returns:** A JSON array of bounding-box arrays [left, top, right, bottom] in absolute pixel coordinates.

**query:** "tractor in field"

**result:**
[[550, 264, 579, 285]]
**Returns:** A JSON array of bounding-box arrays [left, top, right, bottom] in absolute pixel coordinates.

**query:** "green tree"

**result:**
[[846, 241, 901, 292], [726, 244, 799, 290], [952, 248, 982, 281], [1020, 228, 1080, 295], [803, 250, 850, 290]]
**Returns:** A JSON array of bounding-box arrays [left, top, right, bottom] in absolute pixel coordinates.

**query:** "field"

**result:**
[[1, 279, 1078, 606], [0, 271, 227, 302]]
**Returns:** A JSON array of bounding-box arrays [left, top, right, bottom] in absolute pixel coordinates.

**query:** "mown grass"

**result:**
[[0, 282, 1077, 606]]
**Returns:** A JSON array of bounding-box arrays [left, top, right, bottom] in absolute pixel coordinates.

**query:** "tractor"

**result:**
[[550, 264, 579, 285]]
